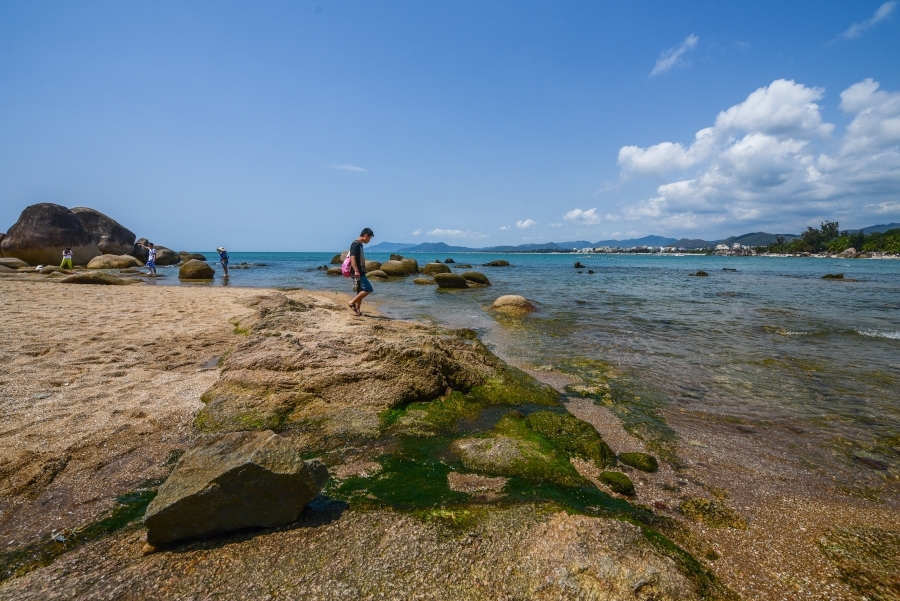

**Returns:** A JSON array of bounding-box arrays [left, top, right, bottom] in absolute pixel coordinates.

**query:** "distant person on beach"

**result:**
[[347, 227, 374, 316], [217, 247, 230, 277], [140, 241, 157, 274], [60, 247, 73, 270]]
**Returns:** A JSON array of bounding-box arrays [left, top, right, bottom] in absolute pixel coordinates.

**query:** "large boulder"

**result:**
[[365, 260, 382, 272], [59, 272, 131, 285], [367, 270, 388, 280], [326, 267, 342, 276], [179, 259, 215, 280], [421, 262, 451, 275], [837, 247, 857, 258], [144, 430, 328, 546], [331, 252, 347, 265], [0, 203, 101, 265], [461, 271, 490, 286], [492, 295, 535, 313], [380, 260, 411, 276], [434, 273, 469, 289], [180, 252, 207, 262], [70, 207, 136, 255], [0, 232, 5, 256], [132, 238, 150, 262], [154, 246, 181, 265], [87, 254, 144, 269], [400, 258, 419, 274], [0, 257, 29, 269]]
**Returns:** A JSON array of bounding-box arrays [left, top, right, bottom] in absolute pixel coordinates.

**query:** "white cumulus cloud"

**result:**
[[428, 228, 465, 237], [615, 78, 900, 231], [499, 225, 511, 230], [841, 1, 896, 39], [516, 219, 537, 229], [412, 229, 421, 236], [649, 34, 699, 77], [563, 208, 602, 225]]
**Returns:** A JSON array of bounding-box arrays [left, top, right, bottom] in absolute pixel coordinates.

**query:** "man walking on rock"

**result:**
[[347, 228, 374, 316]]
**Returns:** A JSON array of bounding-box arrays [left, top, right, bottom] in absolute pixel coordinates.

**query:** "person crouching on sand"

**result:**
[[217, 246, 229, 277], [140, 241, 157, 274], [348, 228, 374, 316], [60, 247, 73, 270]]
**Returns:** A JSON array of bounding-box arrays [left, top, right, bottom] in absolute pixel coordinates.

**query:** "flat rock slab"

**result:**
[[144, 430, 328, 546]]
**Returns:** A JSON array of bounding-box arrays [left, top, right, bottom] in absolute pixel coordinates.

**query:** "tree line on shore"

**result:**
[[765, 221, 900, 254]]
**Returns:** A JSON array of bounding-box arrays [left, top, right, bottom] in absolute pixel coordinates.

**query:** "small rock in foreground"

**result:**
[[144, 430, 328, 546]]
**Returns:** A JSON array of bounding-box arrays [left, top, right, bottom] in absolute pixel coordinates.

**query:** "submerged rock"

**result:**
[[617, 452, 658, 472], [690, 271, 708, 277], [484, 260, 510, 267], [87, 254, 144, 269], [492, 295, 534, 313], [144, 430, 328, 546], [179, 259, 215, 280], [822, 273, 844, 279], [421, 262, 451, 275], [1, 203, 100, 265], [70, 207, 136, 256], [434, 273, 468, 288], [413, 277, 437, 285], [599, 471, 635, 495]]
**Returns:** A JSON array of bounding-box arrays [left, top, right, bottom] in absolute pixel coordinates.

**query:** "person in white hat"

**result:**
[[216, 247, 230, 277]]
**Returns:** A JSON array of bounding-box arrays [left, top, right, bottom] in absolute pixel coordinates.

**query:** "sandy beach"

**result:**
[[1, 277, 898, 600]]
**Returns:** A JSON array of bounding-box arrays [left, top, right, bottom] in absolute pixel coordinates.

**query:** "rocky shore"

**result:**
[[1, 279, 897, 600]]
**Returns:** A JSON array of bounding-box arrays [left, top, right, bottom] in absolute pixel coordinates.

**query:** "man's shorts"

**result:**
[[355, 275, 373, 294], [146, 260, 155, 268]]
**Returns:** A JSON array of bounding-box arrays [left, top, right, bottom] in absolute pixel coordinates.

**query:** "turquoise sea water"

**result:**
[[154, 251, 900, 466]]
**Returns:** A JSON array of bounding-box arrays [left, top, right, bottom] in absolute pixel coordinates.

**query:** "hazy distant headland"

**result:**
[[370, 222, 900, 254]]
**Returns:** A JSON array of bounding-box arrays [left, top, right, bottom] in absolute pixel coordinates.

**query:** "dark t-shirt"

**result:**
[[349, 240, 365, 276]]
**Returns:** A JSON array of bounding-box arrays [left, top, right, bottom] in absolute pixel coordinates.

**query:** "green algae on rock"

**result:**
[[618, 451, 659, 472], [819, 525, 900, 601], [599, 471, 636, 495], [526, 410, 616, 468]]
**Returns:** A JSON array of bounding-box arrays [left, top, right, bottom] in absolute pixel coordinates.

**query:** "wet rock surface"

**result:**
[[434, 273, 469, 288], [179, 259, 215, 280], [144, 430, 328, 546], [491, 295, 535, 313]]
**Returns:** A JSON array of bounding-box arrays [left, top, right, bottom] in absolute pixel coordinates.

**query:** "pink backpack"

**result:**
[[340, 252, 353, 277]]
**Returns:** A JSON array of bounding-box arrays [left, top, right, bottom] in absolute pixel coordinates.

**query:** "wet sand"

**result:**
[[1, 278, 898, 599]]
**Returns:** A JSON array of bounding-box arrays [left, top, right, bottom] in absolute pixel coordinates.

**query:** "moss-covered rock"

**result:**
[[422, 262, 451, 275], [179, 259, 215, 280], [434, 273, 468, 289], [461, 271, 490, 285], [618, 452, 659, 472], [525, 411, 615, 467], [414, 277, 437, 285], [599, 471, 635, 495], [380, 260, 410, 276]]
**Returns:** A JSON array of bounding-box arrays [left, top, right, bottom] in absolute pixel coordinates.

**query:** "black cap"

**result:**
[[360, 227, 374, 237]]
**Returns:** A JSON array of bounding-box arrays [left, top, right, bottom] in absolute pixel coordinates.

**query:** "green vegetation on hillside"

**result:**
[[765, 221, 900, 254]]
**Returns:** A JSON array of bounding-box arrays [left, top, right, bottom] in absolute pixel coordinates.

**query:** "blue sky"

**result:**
[[1, 1, 898, 250]]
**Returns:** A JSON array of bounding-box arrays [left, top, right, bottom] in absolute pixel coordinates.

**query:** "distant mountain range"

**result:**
[[366, 223, 900, 253]]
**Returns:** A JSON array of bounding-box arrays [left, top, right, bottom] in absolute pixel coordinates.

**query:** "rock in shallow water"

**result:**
[[179, 259, 215, 280], [434, 273, 469, 288], [492, 295, 534, 313], [87, 254, 144, 269], [144, 430, 328, 546]]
